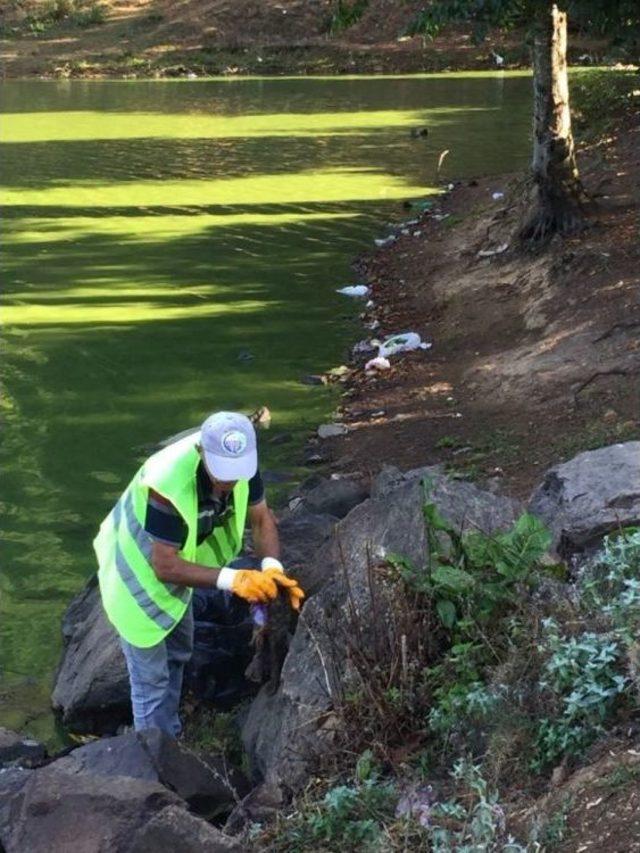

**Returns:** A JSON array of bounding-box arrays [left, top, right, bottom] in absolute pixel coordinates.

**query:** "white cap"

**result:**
[[200, 411, 257, 481]]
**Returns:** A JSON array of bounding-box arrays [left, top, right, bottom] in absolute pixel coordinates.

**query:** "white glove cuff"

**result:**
[[261, 557, 284, 572], [216, 567, 236, 591]]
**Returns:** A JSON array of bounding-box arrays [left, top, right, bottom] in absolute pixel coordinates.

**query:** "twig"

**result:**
[[593, 320, 640, 343], [572, 368, 633, 404]]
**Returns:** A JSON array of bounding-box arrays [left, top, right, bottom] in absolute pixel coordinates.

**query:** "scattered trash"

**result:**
[[446, 182, 455, 191], [374, 235, 397, 248], [432, 213, 450, 222], [327, 365, 350, 378], [352, 340, 377, 356], [318, 423, 349, 439], [365, 319, 380, 330], [304, 451, 325, 466], [365, 356, 391, 372], [436, 149, 450, 175], [492, 191, 505, 200], [401, 228, 410, 236], [491, 49, 505, 67], [413, 230, 423, 237], [378, 332, 431, 359], [300, 374, 328, 386], [365, 299, 375, 309], [404, 198, 435, 212], [370, 409, 386, 418], [337, 284, 369, 298], [250, 405, 271, 429], [410, 126, 429, 138], [478, 242, 509, 257], [405, 219, 419, 226]]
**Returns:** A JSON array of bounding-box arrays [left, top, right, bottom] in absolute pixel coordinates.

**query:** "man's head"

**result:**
[[199, 411, 257, 488]]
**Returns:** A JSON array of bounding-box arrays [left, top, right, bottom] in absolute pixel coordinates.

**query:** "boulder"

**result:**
[[55, 729, 250, 819], [528, 442, 640, 554], [293, 475, 370, 521], [51, 579, 129, 735], [278, 510, 339, 596], [130, 805, 245, 853], [0, 762, 181, 853], [242, 467, 521, 792], [0, 729, 46, 768]]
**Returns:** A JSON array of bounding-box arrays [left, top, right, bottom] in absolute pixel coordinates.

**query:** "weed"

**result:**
[[531, 619, 627, 771], [329, 0, 369, 34]]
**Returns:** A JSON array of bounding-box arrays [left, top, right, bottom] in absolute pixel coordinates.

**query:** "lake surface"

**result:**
[[0, 73, 532, 742]]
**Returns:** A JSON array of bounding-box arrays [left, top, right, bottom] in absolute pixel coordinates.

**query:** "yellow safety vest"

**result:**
[[94, 432, 249, 647]]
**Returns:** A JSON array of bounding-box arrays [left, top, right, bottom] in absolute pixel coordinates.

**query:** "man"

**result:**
[[94, 411, 304, 736]]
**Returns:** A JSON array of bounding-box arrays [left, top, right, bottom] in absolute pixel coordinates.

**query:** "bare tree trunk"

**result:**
[[520, 4, 586, 241]]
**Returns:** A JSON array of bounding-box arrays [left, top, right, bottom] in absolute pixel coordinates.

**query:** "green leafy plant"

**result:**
[[532, 619, 627, 770]]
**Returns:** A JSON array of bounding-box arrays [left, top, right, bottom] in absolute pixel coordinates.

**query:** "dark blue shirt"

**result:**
[[145, 462, 264, 549]]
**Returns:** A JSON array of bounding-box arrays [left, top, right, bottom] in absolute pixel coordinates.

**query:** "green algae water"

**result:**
[[0, 74, 532, 742]]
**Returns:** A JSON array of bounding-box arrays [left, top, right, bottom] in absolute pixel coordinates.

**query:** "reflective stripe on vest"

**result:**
[[96, 433, 250, 647]]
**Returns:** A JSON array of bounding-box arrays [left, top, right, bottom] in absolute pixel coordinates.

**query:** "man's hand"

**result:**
[[263, 568, 305, 611], [216, 567, 280, 603]]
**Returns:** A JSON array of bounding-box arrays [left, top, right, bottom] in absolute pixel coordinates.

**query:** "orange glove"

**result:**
[[216, 567, 279, 603], [261, 557, 305, 611]]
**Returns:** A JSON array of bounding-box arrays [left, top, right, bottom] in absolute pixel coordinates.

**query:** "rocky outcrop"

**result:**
[[0, 762, 181, 853], [130, 805, 245, 853], [241, 466, 522, 792], [51, 577, 129, 735], [0, 730, 249, 853], [528, 441, 640, 555], [54, 729, 250, 819], [0, 728, 46, 768]]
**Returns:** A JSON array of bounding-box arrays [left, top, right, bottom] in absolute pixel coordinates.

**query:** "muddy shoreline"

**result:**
[[312, 113, 640, 500]]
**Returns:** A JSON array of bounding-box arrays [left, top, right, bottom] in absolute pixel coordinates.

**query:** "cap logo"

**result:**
[[221, 430, 247, 456]]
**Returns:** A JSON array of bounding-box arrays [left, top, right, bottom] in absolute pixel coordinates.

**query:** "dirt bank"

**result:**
[[0, 0, 610, 77], [320, 105, 640, 500]]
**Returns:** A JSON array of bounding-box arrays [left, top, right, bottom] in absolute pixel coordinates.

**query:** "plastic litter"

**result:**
[[374, 235, 397, 248], [366, 299, 375, 309], [336, 284, 369, 298], [478, 243, 509, 257], [378, 332, 431, 359], [413, 230, 423, 237], [492, 191, 505, 200], [365, 356, 391, 372], [352, 339, 377, 356]]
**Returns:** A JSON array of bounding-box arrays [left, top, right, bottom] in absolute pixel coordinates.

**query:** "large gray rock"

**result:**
[[51, 579, 129, 735], [130, 805, 245, 853], [0, 728, 46, 768], [0, 762, 182, 853], [294, 475, 370, 520], [242, 468, 521, 792], [528, 442, 640, 554], [55, 729, 250, 819], [278, 510, 339, 596]]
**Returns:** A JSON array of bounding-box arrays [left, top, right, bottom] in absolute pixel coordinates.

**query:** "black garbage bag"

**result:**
[[185, 588, 257, 709]]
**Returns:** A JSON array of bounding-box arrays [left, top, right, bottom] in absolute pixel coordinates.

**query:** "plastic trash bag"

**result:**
[[336, 285, 370, 297], [365, 356, 391, 372], [185, 587, 256, 708], [378, 332, 431, 359]]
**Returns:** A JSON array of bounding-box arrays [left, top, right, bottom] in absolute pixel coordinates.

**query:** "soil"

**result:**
[[319, 116, 640, 501], [0, 0, 610, 77]]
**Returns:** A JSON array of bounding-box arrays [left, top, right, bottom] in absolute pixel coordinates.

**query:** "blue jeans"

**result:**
[[120, 558, 258, 736], [120, 603, 194, 737]]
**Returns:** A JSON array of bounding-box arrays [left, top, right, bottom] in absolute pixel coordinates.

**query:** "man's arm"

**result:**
[[150, 540, 222, 587], [249, 499, 280, 561]]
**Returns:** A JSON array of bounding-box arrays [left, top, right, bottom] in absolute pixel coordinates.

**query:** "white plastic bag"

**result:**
[[378, 333, 431, 359], [336, 285, 370, 298]]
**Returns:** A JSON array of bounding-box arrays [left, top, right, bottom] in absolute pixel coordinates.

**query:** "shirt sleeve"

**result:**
[[144, 489, 187, 549], [248, 469, 265, 505]]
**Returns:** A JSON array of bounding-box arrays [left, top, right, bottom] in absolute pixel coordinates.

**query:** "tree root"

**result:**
[[572, 368, 634, 405]]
